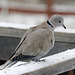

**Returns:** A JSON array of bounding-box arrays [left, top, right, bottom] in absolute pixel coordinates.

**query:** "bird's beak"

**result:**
[[62, 24, 66, 29]]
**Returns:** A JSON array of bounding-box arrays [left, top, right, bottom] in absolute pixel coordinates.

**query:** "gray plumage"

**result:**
[[0, 15, 66, 70]]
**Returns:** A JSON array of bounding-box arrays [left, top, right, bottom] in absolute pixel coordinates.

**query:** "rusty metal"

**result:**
[[46, 0, 53, 18], [59, 70, 74, 75], [0, 0, 75, 17]]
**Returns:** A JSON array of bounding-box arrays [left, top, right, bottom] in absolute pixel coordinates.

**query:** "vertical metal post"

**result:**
[[0, 0, 9, 22], [46, 0, 53, 18]]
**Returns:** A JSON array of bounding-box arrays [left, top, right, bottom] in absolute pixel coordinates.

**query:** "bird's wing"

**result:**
[[14, 22, 47, 53], [9, 26, 40, 60], [15, 29, 53, 60], [10, 28, 54, 61], [0, 26, 40, 70]]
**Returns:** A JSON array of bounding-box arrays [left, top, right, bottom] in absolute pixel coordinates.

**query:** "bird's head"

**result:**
[[47, 15, 66, 29]]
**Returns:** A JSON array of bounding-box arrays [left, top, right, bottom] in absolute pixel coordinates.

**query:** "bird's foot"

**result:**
[[34, 59, 45, 62]]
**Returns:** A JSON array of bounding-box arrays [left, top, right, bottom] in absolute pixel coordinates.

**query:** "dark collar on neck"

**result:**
[[47, 20, 53, 27]]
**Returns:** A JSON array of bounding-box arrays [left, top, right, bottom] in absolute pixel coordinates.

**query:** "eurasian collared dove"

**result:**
[[0, 15, 66, 70]]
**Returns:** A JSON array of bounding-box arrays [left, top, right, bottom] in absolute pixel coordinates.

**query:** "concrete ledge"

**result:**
[[55, 32, 75, 43], [0, 49, 75, 75], [0, 27, 26, 38], [0, 22, 75, 43], [0, 26, 75, 43]]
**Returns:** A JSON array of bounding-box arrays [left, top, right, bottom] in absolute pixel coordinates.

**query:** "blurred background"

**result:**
[[0, 0, 75, 29]]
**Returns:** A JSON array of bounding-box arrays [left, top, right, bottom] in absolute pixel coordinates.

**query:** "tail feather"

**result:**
[[0, 60, 18, 70], [0, 53, 35, 70], [5, 61, 18, 68]]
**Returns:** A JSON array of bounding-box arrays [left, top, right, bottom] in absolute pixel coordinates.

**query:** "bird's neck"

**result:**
[[39, 21, 55, 35], [45, 21, 55, 31]]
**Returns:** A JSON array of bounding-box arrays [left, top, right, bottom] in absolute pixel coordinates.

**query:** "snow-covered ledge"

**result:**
[[0, 48, 75, 75]]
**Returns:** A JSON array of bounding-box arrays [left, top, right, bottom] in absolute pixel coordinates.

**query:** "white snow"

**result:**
[[55, 27, 75, 33], [0, 22, 75, 34], [0, 12, 75, 29], [0, 12, 75, 30], [0, 22, 37, 29], [0, 48, 75, 75]]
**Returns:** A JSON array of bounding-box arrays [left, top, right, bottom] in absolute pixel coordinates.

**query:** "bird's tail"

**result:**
[[0, 53, 35, 70], [0, 60, 18, 70]]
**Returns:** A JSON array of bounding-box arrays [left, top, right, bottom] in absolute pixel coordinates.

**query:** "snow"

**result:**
[[0, 12, 75, 30], [55, 27, 75, 33], [0, 48, 75, 75], [0, 22, 37, 29], [0, 22, 75, 34]]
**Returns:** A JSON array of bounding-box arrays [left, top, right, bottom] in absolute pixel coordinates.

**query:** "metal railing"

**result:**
[[0, 0, 75, 18]]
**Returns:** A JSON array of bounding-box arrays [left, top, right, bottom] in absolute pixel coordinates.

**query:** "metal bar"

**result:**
[[46, 0, 53, 18], [52, 11, 75, 15], [1, 7, 75, 16], [0, 8, 46, 14]]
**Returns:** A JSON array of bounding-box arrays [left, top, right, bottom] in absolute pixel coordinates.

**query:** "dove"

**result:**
[[0, 15, 66, 70]]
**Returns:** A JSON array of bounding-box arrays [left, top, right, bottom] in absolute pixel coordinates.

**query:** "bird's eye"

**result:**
[[59, 21, 61, 23]]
